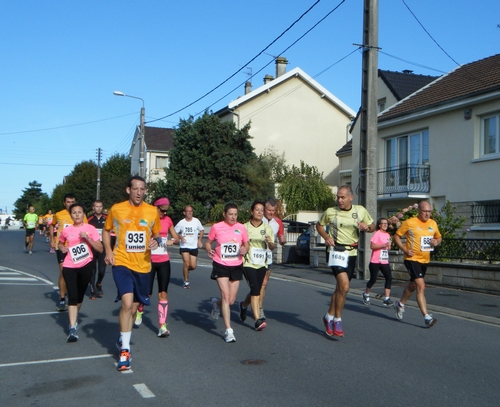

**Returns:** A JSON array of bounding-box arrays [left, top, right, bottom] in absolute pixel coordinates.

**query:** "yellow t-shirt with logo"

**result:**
[[396, 216, 441, 264], [105, 201, 161, 273], [318, 205, 374, 257]]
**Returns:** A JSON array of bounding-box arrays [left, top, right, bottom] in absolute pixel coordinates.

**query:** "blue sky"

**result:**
[[1, 0, 499, 213]]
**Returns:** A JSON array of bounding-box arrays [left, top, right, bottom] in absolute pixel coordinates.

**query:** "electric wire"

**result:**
[[402, 0, 460, 67], [146, 0, 323, 124]]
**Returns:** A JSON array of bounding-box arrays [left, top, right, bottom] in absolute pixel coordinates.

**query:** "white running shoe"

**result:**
[[224, 328, 236, 343], [394, 301, 405, 320], [158, 323, 170, 337]]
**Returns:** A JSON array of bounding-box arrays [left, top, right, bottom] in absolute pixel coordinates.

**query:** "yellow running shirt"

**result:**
[[105, 201, 161, 273], [396, 217, 441, 264]]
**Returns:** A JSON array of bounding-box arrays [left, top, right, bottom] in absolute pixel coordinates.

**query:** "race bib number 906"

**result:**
[[70, 243, 90, 264], [126, 231, 147, 252], [221, 242, 240, 260]]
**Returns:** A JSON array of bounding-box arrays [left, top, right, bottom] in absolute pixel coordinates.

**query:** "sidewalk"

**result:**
[[272, 263, 500, 326]]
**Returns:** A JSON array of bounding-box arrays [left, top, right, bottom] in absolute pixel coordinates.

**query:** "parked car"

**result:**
[[296, 228, 311, 258]]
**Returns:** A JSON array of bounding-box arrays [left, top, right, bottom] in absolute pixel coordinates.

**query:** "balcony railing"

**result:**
[[471, 202, 500, 224], [377, 164, 430, 196]]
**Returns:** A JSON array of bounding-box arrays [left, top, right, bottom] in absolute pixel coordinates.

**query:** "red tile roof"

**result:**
[[379, 54, 500, 122]]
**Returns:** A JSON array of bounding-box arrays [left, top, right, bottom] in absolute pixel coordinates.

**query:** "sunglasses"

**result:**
[[158, 208, 169, 214]]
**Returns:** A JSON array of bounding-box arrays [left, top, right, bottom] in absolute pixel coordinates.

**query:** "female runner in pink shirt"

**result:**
[[58, 203, 103, 342], [205, 203, 249, 343]]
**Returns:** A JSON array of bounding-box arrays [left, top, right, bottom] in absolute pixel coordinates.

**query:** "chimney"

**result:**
[[244, 81, 252, 95], [402, 69, 414, 74], [263, 74, 274, 84], [276, 56, 288, 77]]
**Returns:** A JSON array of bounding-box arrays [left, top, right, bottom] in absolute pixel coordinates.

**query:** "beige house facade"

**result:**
[[217, 58, 356, 187], [346, 55, 500, 238], [130, 126, 174, 182]]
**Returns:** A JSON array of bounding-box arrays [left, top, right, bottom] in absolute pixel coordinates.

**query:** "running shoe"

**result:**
[[322, 315, 334, 337], [24, 242, 28, 250], [46, 237, 50, 243], [394, 301, 405, 320], [259, 308, 266, 321], [67, 326, 79, 343], [158, 323, 170, 337], [383, 298, 394, 307], [333, 320, 344, 337], [362, 293, 370, 305], [255, 319, 267, 331], [239, 302, 247, 322], [49, 247, 55, 253], [425, 316, 437, 328], [211, 297, 220, 320], [224, 329, 236, 343], [134, 310, 143, 326], [29, 251, 33, 255], [117, 349, 132, 371], [89, 286, 96, 300], [96, 284, 103, 297], [183, 281, 190, 289], [57, 300, 67, 312]]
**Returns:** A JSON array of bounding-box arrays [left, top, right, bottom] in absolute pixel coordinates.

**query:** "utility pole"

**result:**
[[139, 105, 145, 178], [96, 147, 102, 200], [357, 0, 379, 278]]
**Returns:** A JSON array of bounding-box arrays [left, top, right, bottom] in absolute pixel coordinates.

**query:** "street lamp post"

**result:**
[[113, 91, 146, 178]]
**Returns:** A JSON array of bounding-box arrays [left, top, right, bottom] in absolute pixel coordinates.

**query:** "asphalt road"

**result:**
[[1, 230, 499, 407]]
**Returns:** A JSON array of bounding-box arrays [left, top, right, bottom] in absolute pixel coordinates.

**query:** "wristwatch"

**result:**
[[154, 237, 162, 245]]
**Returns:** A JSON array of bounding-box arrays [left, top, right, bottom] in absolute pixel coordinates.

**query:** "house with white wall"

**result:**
[[345, 54, 500, 238], [216, 57, 356, 187], [130, 126, 174, 182]]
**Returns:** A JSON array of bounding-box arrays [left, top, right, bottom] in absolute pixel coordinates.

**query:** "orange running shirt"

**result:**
[[105, 200, 161, 273]]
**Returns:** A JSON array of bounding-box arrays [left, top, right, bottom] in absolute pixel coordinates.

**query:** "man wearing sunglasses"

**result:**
[[393, 200, 442, 328]]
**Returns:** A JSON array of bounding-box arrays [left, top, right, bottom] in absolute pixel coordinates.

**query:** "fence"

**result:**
[[432, 238, 500, 264]]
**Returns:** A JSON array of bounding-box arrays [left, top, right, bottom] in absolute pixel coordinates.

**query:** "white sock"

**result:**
[[120, 331, 131, 350], [325, 313, 334, 322], [384, 297, 390, 300], [424, 314, 432, 320], [333, 317, 341, 322]]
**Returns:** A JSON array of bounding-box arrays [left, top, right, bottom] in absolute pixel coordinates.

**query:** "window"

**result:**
[[155, 156, 169, 169], [482, 114, 499, 155], [384, 130, 429, 190], [378, 98, 386, 113]]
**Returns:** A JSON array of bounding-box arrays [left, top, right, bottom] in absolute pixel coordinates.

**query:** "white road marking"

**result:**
[[0, 267, 53, 285], [0, 354, 112, 368], [133, 383, 155, 398], [0, 311, 60, 318]]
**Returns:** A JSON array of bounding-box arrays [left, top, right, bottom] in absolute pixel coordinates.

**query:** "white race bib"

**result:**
[[69, 242, 91, 264], [328, 249, 349, 268], [151, 237, 168, 256], [250, 247, 266, 266], [379, 249, 389, 262], [27, 222, 35, 229], [420, 236, 434, 252], [125, 231, 147, 252], [220, 242, 240, 260], [266, 249, 273, 266], [97, 229, 103, 241]]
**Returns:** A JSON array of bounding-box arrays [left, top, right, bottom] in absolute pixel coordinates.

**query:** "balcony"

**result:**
[[377, 164, 430, 196], [471, 202, 500, 225]]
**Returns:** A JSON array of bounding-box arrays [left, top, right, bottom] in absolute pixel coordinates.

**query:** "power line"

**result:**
[[146, 0, 323, 124], [379, 50, 448, 74], [0, 112, 137, 136], [196, 0, 348, 116], [402, 0, 460, 66]]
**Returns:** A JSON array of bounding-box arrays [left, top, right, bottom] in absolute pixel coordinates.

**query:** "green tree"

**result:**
[[277, 161, 335, 215], [165, 112, 256, 208], [62, 160, 98, 211], [14, 181, 49, 219], [100, 153, 131, 209]]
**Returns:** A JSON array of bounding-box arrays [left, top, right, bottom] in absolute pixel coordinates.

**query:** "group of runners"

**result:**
[[22, 179, 442, 371]]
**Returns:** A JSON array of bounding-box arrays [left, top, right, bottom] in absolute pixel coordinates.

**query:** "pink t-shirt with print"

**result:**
[[59, 223, 100, 268], [151, 215, 173, 263], [208, 221, 249, 266], [370, 230, 391, 264]]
